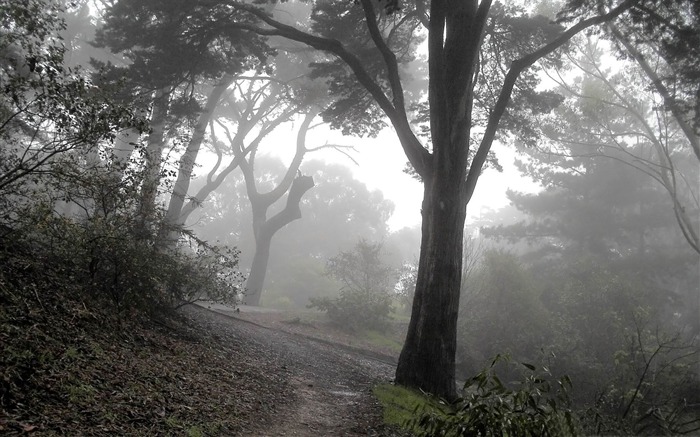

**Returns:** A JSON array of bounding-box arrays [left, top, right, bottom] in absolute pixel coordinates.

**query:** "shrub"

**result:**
[[308, 239, 395, 331], [9, 197, 243, 315], [411, 356, 579, 437]]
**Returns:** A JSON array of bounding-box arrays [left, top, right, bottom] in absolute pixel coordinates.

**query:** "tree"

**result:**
[[162, 77, 299, 243], [92, 0, 274, 232], [177, 75, 354, 306], [0, 0, 141, 202], [235, 107, 317, 306], [528, 33, 700, 253], [224, 0, 643, 399], [309, 239, 396, 331], [560, 0, 700, 157], [191, 157, 395, 307], [484, 149, 699, 333]]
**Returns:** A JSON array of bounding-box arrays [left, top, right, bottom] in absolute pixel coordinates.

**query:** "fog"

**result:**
[[2, 0, 698, 434]]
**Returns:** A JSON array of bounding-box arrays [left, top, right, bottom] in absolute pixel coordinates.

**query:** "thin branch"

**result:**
[[227, 2, 431, 177], [465, 0, 641, 203]]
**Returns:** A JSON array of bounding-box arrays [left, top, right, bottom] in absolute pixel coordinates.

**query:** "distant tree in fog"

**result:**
[[192, 157, 395, 307], [484, 150, 699, 333], [457, 250, 547, 377], [309, 239, 395, 331], [527, 35, 699, 254], [93, 0, 273, 234], [229, 105, 318, 306]]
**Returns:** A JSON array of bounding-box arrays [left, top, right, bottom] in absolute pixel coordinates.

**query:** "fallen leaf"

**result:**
[[21, 423, 37, 432]]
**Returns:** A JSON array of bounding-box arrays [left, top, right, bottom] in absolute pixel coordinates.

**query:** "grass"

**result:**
[[372, 383, 451, 433], [361, 329, 404, 355]]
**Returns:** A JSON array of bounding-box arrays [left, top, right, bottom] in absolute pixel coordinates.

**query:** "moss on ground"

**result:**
[[361, 330, 404, 355], [372, 383, 450, 434]]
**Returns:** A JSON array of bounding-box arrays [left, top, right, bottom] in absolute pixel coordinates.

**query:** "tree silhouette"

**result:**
[[223, 0, 642, 399]]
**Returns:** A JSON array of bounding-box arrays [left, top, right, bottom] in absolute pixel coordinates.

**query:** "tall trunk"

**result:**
[[244, 229, 272, 306], [138, 89, 170, 232], [396, 164, 469, 402], [162, 75, 234, 247], [393, 0, 482, 402], [244, 175, 315, 306]]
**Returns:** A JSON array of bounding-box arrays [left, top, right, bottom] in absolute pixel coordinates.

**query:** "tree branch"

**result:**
[[358, 0, 405, 112], [227, 2, 432, 177], [607, 23, 700, 162], [465, 0, 640, 202]]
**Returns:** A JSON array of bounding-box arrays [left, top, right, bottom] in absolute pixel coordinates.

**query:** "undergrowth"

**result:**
[[0, 243, 283, 435]]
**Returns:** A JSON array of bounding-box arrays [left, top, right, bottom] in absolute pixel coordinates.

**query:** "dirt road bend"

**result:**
[[184, 305, 400, 436]]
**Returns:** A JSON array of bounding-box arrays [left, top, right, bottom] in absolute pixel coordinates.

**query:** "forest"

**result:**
[[1, 0, 698, 435]]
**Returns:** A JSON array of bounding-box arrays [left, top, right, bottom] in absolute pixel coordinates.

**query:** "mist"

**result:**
[[2, 0, 698, 435]]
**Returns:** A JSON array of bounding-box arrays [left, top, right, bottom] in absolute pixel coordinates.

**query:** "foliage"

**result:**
[[456, 238, 700, 434], [0, 0, 243, 317], [7, 166, 243, 314], [457, 250, 549, 378], [462, 160, 700, 434], [570, 299, 700, 435], [516, 33, 700, 254], [308, 239, 395, 331], [411, 357, 579, 437], [0, 0, 144, 198], [558, 0, 700, 136], [394, 262, 417, 314], [93, 0, 273, 100], [307, 0, 424, 137]]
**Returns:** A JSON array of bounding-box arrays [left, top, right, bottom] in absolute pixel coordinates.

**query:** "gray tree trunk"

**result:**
[[244, 175, 315, 306], [162, 75, 234, 246]]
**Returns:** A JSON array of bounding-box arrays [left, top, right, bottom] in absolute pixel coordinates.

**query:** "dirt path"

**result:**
[[185, 305, 401, 436]]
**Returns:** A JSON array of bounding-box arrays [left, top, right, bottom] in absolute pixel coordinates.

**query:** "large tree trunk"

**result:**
[[392, 0, 481, 401], [395, 166, 469, 401], [162, 75, 234, 247], [244, 175, 314, 306], [244, 230, 272, 306]]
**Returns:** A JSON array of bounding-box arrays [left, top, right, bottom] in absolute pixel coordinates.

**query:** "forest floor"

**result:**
[[0, 287, 410, 436]]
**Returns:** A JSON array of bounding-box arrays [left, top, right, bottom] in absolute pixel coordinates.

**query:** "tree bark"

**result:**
[[395, 179, 467, 400], [138, 88, 170, 233], [162, 75, 234, 246], [244, 230, 272, 306], [245, 175, 315, 306]]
